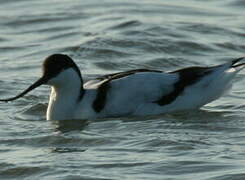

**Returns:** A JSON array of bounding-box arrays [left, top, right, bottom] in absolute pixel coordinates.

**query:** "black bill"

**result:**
[[0, 76, 47, 102]]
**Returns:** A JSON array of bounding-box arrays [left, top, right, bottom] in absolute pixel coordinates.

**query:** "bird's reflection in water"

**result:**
[[51, 119, 89, 133]]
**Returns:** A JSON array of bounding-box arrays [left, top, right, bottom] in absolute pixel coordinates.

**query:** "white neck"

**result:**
[[46, 69, 83, 120]]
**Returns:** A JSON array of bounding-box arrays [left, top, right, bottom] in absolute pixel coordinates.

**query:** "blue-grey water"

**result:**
[[0, 0, 245, 179]]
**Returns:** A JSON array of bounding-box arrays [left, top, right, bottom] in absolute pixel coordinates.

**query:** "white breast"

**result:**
[[46, 69, 83, 120]]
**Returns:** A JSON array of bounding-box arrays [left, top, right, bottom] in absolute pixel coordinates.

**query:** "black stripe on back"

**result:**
[[154, 66, 213, 106], [96, 69, 162, 81], [92, 69, 162, 113], [92, 82, 111, 113]]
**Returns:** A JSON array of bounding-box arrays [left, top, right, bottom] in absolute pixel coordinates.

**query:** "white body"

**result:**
[[46, 62, 243, 120]]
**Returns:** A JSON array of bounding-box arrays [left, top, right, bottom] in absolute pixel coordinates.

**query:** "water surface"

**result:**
[[0, 0, 245, 179]]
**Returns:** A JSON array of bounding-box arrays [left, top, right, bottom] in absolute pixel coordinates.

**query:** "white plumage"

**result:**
[[0, 54, 244, 120], [82, 71, 177, 118]]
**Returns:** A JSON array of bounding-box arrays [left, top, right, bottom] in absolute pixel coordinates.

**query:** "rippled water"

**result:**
[[1, 0, 245, 179]]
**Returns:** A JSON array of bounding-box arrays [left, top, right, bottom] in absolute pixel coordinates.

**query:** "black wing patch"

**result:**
[[92, 82, 111, 113], [92, 69, 162, 113], [154, 66, 213, 106]]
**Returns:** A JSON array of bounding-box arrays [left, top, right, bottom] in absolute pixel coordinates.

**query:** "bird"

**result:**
[[0, 54, 244, 120]]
